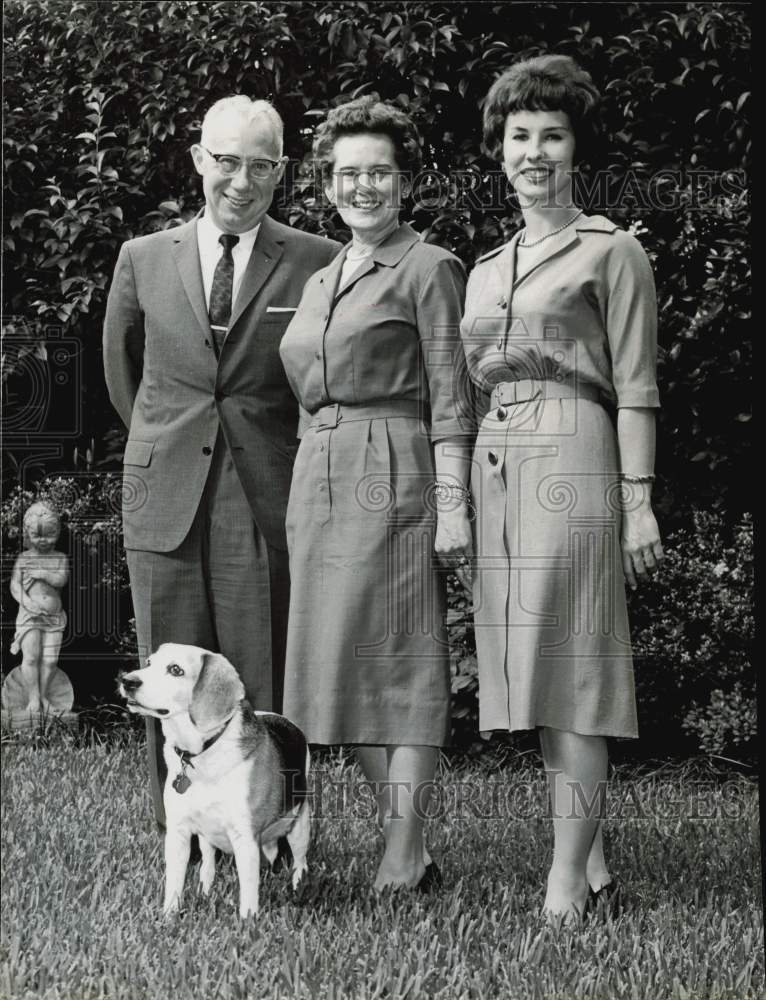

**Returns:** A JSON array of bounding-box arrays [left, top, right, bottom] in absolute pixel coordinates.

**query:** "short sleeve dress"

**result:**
[[279, 223, 471, 746], [460, 215, 659, 738]]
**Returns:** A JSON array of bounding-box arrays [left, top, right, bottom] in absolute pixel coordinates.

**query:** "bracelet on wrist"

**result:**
[[434, 480, 471, 500], [619, 473, 655, 484], [433, 480, 475, 519]]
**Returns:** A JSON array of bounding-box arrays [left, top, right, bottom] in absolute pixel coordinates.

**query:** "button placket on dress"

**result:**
[[312, 276, 335, 525], [487, 247, 517, 475], [494, 234, 519, 356], [485, 244, 520, 698]]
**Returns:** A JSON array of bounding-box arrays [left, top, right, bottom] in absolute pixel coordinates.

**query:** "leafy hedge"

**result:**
[[630, 511, 755, 757], [3, 0, 750, 513], [2, 2, 752, 752]]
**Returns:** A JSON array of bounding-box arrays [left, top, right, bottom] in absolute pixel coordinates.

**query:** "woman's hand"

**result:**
[[435, 506, 473, 591], [621, 503, 663, 591]]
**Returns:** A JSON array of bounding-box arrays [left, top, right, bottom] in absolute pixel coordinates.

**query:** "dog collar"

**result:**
[[171, 713, 234, 794]]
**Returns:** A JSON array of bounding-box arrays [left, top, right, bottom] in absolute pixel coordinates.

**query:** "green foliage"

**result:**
[[629, 511, 755, 758], [447, 573, 478, 748], [684, 682, 758, 757], [3, 0, 751, 512], [2, 3, 752, 750]]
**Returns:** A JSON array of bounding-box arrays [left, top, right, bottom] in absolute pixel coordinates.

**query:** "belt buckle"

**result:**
[[511, 380, 543, 405], [492, 383, 509, 420], [494, 380, 543, 412], [315, 403, 340, 430]]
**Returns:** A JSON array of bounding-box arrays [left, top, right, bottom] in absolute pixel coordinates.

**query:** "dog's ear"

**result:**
[[189, 652, 245, 731]]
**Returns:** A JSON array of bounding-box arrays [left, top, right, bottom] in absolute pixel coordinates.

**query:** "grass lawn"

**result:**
[[1, 725, 762, 1000]]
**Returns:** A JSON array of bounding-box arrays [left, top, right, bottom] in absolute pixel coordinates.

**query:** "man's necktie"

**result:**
[[208, 233, 240, 356]]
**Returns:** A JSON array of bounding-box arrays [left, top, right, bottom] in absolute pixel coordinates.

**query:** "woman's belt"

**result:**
[[489, 379, 600, 410], [309, 398, 422, 430]]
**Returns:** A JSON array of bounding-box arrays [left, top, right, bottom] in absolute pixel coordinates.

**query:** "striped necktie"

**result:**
[[208, 233, 240, 356]]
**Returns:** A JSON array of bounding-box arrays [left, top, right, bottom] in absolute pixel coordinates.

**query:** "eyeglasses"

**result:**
[[201, 146, 280, 179], [333, 168, 399, 186]]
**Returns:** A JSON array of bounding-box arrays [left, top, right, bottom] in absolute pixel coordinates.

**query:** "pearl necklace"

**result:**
[[518, 209, 584, 248]]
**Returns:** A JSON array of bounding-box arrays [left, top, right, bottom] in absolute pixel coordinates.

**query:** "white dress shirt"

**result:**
[[197, 212, 261, 312]]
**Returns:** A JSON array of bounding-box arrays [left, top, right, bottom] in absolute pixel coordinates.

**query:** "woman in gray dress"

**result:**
[[463, 56, 663, 919], [280, 97, 474, 891]]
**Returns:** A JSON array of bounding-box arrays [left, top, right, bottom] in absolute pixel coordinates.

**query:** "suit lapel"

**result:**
[[228, 215, 284, 332], [172, 217, 210, 341]]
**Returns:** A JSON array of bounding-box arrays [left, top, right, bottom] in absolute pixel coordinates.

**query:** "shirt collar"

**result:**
[[198, 210, 261, 254], [370, 222, 421, 267], [574, 214, 620, 234]]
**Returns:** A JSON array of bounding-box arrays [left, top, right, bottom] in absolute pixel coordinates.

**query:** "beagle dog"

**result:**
[[118, 643, 311, 918]]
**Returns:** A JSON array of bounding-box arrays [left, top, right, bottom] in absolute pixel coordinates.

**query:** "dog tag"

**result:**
[[172, 772, 191, 794]]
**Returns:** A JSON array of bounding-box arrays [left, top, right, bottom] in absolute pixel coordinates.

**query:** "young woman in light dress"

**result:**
[[462, 56, 663, 919]]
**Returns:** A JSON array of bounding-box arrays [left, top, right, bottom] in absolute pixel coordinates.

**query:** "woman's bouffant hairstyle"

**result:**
[[482, 55, 601, 164], [313, 96, 423, 183]]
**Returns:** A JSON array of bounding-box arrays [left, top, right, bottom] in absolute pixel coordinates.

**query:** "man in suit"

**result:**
[[104, 96, 340, 824]]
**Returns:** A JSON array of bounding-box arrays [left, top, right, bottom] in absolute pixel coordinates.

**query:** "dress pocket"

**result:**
[[384, 416, 433, 521]]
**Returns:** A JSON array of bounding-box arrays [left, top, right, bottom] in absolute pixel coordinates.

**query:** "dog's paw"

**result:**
[[290, 868, 313, 906], [291, 864, 308, 893]]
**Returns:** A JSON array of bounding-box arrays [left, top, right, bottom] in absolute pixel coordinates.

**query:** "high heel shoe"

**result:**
[[415, 860, 443, 894], [375, 816, 441, 893]]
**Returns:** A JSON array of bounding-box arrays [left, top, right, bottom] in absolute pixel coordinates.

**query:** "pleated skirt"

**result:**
[[283, 412, 451, 746], [471, 396, 638, 738]]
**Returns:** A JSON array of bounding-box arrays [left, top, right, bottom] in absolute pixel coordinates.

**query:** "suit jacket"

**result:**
[[103, 214, 341, 552]]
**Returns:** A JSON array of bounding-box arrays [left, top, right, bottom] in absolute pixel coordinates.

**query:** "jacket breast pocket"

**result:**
[[261, 314, 295, 340], [123, 439, 155, 467]]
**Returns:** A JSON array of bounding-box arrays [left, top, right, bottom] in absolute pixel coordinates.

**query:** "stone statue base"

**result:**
[[1, 665, 77, 732]]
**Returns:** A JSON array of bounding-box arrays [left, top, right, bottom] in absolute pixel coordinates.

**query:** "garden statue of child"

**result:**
[[8, 502, 70, 714]]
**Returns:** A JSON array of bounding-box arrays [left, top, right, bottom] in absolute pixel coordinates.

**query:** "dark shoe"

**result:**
[[416, 860, 443, 894], [588, 876, 623, 916], [373, 861, 443, 899]]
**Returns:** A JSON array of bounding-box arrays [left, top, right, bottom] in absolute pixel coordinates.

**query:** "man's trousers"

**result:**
[[126, 433, 290, 825]]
